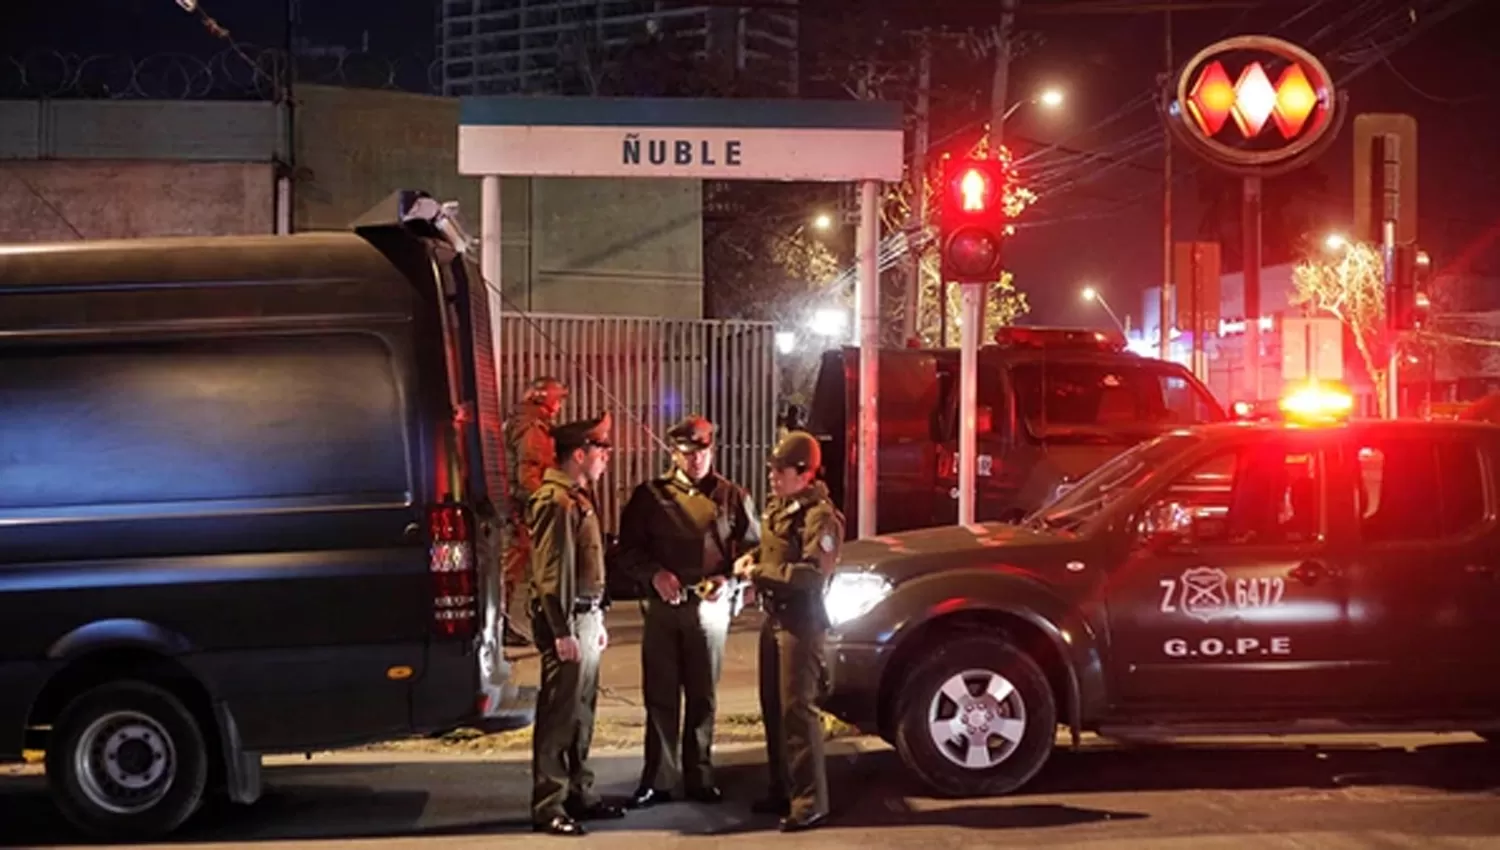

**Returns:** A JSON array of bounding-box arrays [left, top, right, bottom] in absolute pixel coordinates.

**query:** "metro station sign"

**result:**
[[1166, 35, 1345, 176]]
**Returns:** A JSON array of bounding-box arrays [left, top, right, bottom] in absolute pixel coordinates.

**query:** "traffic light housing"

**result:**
[[1390, 245, 1432, 331], [939, 157, 1008, 284]]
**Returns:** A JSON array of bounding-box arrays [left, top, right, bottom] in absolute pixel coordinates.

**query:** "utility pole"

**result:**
[[906, 32, 931, 345], [981, 0, 1017, 340], [1159, 2, 1172, 361]]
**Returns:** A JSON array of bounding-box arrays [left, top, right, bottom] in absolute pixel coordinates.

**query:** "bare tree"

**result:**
[[1291, 241, 1387, 416]]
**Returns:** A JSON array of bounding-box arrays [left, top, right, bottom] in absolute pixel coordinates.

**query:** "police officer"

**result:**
[[528, 411, 627, 837], [733, 430, 844, 833], [503, 376, 568, 646], [618, 415, 760, 809]]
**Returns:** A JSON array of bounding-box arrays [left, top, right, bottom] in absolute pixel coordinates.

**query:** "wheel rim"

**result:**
[[74, 710, 177, 815], [926, 668, 1027, 770]]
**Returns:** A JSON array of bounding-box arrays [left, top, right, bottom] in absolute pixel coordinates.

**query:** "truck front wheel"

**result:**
[[46, 680, 209, 841], [893, 636, 1057, 798]]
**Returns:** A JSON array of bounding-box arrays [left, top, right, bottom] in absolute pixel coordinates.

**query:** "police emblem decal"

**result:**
[[1179, 566, 1230, 622]]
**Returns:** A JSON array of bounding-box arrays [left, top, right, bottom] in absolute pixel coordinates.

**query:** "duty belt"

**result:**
[[572, 596, 605, 614]]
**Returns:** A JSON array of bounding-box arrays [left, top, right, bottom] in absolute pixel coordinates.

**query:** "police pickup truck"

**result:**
[[817, 402, 1500, 798], [807, 326, 1224, 537]]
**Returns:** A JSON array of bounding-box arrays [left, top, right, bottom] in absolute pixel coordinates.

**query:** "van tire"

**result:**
[[893, 636, 1056, 798], [47, 680, 209, 841]]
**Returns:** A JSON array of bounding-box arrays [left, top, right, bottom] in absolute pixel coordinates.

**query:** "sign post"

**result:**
[[1164, 35, 1345, 402]]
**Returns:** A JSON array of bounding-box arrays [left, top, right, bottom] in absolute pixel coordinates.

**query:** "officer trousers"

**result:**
[[757, 613, 829, 821], [639, 591, 731, 792], [530, 609, 604, 824]]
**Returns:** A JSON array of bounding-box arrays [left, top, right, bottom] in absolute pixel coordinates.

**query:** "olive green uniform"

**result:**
[[527, 467, 608, 825], [617, 468, 759, 795], [751, 480, 844, 822]]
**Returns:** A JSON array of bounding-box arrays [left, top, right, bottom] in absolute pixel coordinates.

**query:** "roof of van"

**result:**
[[0, 230, 410, 290]]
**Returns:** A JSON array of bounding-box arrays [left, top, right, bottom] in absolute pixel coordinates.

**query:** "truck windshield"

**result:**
[[1023, 432, 1202, 532], [1010, 361, 1222, 442]]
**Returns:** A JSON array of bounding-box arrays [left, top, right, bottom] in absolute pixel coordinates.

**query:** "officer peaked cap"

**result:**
[[667, 414, 715, 451], [554, 411, 612, 454]]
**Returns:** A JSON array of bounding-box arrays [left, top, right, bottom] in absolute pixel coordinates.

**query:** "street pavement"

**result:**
[[4, 604, 1499, 848]]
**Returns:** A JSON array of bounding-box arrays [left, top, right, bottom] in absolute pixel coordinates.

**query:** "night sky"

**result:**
[[6, 0, 1499, 326]]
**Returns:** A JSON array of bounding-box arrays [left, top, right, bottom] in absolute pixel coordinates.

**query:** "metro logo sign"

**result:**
[[1187, 60, 1318, 139], [1167, 35, 1344, 177]]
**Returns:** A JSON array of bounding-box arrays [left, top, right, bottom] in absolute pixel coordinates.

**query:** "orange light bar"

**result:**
[[1279, 380, 1353, 422]]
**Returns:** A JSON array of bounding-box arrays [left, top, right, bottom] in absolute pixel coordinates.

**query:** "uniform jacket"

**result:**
[[754, 481, 844, 596], [504, 400, 556, 507], [527, 467, 606, 638], [617, 468, 760, 586]]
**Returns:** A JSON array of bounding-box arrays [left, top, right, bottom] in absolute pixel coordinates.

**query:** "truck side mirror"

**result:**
[[1137, 500, 1194, 551]]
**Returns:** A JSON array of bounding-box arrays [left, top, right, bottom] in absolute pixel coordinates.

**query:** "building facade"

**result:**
[[437, 0, 799, 96]]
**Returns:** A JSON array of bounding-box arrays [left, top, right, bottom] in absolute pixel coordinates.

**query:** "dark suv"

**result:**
[[808, 327, 1224, 536], [0, 192, 527, 840], [818, 418, 1500, 798]]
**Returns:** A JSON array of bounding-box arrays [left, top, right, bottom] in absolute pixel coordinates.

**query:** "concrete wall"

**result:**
[[293, 83, 703, 317], [0, 160, 275, 243], [0, 89, 704, 319]]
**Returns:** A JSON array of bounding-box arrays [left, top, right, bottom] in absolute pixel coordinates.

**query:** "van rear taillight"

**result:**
[[429, 504, 477, 638]]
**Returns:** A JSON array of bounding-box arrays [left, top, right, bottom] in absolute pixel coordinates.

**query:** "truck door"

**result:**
[[1339, 430, 1500, 713], [1106, 434, 1353, 716]]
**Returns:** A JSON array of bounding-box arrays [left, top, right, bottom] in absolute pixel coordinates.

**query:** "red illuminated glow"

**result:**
[[1185, 59, 1322, 141], [958, 168, 990, 212]]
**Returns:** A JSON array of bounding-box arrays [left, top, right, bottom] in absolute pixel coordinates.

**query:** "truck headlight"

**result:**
[[823, 571, 892, 628]]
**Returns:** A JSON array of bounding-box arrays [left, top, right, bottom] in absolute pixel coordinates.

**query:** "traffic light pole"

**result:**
[[856, 178, 881, 538], [958, 281, 981, 528]]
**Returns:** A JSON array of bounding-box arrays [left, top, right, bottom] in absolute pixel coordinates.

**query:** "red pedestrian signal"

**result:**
[[940, 158, 1008, 283]]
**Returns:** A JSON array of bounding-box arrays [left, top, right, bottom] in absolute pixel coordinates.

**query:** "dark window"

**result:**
[[1010, 362, 1217, 435], [1157, 443, 1323, 546], [0, 335, 409, 511], [1356, 437, 1487, 543]]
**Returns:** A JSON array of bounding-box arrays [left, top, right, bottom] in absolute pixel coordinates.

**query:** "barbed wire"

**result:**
[[0, 48, 442, 100]]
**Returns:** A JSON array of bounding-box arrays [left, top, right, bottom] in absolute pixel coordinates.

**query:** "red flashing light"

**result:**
[[993, 326, 1127, 352]]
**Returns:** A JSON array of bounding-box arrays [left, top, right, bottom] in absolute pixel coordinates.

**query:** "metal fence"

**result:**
[[494, 311, 779, 533]]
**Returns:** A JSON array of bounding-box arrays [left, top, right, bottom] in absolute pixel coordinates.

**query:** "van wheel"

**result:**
[[47, 681, 209, 841], [893, 636, 1056, 798]]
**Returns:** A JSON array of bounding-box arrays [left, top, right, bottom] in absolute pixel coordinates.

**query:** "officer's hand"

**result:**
[[733, 553, 757, 580], [702, 575, 726, 602], [555, 636, 582, 663], [597, 625, 609, 651], [652, 569, 682, 605]]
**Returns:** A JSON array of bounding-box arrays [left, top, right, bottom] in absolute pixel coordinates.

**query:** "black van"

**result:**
[[809, 326, 1226, 535], [0, 192, 526, 840]]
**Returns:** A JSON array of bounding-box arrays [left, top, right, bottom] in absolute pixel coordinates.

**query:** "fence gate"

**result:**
[[495, 312, 779, 532]]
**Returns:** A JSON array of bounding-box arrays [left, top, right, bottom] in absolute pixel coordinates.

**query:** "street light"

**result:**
[[1081, 285, 1125, 333], [808, 307, 850, 340], [1002, 87, 1066, 122], [1324, 233, 1348, 251], [812, 212, 833, 232]]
